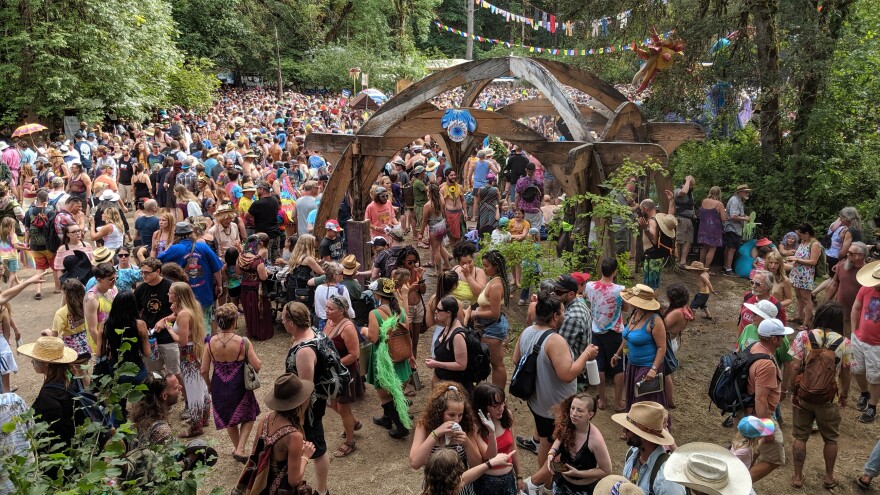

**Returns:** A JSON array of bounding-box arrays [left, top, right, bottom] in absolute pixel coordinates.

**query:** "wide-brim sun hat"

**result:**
[[18, 336, 78, 364], [655, 213, 677, 238], [594, 475, 645, 495], [857, 260, 880, 288], [743, 300, 778, 320], [341, 254, 360, 276], [373, 277, 397, 299], [91, 246, 115, 266], [621, 284, 661, 311], [214, 204, 236, 220], [663, 442, 752, 495], [684, 261, 709, 272], [264, 373, 314, 412], [735, 184, 752, 194], [612, 401, 675, 446]]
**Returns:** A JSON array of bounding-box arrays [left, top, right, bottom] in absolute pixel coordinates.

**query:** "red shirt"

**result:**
[[738, 292, 787, 333], [854, 286, 880, 346]]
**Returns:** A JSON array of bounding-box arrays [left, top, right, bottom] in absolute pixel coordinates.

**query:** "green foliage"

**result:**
[[167, 58, 222, 113], [285, 44, 428, 92], [1, 337, 220, 494]]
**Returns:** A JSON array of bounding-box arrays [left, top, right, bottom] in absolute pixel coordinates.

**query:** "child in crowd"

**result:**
[[750, 238, 773, 279], [490, 217, 511, 249], [685, 261, 716, 319], [730, 416, 775, 468], [0, 217, 27, 287], [391, 267, 411, 317]]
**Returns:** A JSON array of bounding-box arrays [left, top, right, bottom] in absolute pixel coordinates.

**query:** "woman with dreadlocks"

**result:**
[[470, 250, 510, 389]]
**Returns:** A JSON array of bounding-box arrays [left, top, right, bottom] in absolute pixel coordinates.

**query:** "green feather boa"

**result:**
[[376, 314, 412, 428]]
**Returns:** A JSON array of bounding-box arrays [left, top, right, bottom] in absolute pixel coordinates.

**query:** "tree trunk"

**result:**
[[749, 0, 782, 161], [790, 0, 854, 156]]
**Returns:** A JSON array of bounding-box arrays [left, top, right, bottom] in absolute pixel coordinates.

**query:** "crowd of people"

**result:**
[[0, 86, 879, 495]]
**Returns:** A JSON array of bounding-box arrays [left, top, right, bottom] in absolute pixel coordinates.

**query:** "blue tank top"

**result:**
[[622, 314, 660, 367], [473, 160, 490, 189]]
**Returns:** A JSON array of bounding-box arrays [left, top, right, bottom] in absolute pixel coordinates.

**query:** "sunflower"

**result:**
[[447, 184, 459, 197]]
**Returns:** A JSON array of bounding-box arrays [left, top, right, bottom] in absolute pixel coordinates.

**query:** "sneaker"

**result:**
[[721, 416, 735, 428], [516, 435, 539, 454], [721, 268, 737, 277], [858, 392, 870, 411], [860, 407, 876, 424]]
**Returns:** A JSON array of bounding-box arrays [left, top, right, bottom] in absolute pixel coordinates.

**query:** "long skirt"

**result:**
[[625, 362, 668, 411], [241, 285, 274, 341]]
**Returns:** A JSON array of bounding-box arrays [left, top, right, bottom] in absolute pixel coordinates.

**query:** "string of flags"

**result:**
[[433, 20, 672, 57], [475, 0, 667, 36]]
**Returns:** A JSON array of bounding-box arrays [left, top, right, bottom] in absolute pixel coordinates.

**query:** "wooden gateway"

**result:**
[[305, 56, 703, 265]]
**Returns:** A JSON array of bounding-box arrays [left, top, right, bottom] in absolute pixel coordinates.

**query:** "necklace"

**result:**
[[216, 331, 236, 348]]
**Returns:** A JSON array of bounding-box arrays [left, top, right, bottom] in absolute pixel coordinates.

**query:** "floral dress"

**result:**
[[177, 321, 211, 428], [790, 241, 817, 291]]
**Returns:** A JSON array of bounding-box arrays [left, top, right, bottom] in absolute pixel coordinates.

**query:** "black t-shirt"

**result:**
[[249, 196, 282, 237], [32, 382, 85, 453], [319, 235, 344, 261], [135, 278, 173, 343], [117, 156, 136, 185], [506, 153, 529, 185]]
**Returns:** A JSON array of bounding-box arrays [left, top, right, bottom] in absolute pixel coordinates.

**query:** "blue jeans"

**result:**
[[865, 438, 880, 477]]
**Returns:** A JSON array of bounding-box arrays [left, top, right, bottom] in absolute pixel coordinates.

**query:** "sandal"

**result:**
[[790, 475, 804, 489], [418, 242, 430, 249], [857, 475, 872, 489], [333, 441, 357, 458], [824, 479, 839, 490], [340, 420, 363, 438], [596, 399, 607, 410], [232, 452, 248, 464], [33, 293, 42, 300], [404, 389, 417, 397]]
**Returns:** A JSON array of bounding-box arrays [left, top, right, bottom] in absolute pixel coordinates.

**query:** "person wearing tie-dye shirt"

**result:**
[[584, 257, 625, 411]]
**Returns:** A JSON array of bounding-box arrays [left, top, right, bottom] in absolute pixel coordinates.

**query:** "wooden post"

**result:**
[[466, 0, 475, 60], [345, 219, 372, 275]]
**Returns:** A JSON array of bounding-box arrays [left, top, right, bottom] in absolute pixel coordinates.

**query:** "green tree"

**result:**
[[167, 58, 222, 113]]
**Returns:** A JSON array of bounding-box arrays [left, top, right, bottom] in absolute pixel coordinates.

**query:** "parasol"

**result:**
[[11, 123, 47, 138]]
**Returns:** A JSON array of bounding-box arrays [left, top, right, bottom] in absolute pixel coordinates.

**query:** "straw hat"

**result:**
[[663, 442, 752, 495], [735, 184, 752, 194], [621, 284, 661, 311], [612, 401, 675, 445], [91, 246, 115, 266], [684, 261, 709, 272], [264, 373, 314, 411], [857, 260, 880, 288], [341, 254, 360, 276], [654, 213, 677, 238], [18, 336, 78, 364], [241, 182, 257, 193], [214, 204, 237, 220], [595, 475, 645, 495]]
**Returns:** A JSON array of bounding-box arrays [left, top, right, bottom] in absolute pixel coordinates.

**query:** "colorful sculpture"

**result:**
[[631, 28, 685, 93], [441, 109, 477, 142]]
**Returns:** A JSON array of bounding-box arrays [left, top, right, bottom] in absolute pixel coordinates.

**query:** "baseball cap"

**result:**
[[368, 236, 388, 247], [324, 219, 342, 232], [570, 272, 591, 285], [553, 275, 579, 294], [757, 318, 794, 337], [737, 416, 776, 438]]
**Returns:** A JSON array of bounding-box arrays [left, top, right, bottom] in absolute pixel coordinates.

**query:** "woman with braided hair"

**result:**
[[471, 249, 510, 389]]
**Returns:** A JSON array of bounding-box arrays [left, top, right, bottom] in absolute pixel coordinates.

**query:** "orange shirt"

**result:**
[[746, 341, 781, 415]]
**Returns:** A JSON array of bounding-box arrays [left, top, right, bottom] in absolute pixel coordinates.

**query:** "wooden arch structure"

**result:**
[[306, 56, 703, 251]]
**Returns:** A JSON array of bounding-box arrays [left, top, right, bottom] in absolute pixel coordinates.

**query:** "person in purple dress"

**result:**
[[200, 303, 262, 463], [237, 234, 274, 341], [697, 186, 727, 270]]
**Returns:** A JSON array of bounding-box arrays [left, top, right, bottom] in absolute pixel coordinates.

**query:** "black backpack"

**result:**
[[644, 218, 675, 259], [287, 332, 352, 401], [378, 246, 405, 279], [27, 204, 55, 248], [453, 327, 491, 385], [509, 330, 552, 400], [707, 343, 773, 415], [521, 183, 540, 203]]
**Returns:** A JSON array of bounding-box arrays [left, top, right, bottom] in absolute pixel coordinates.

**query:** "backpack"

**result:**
[[378, 246, 405, 279], [27, 204, 55, 247], [793, 331, 843, 404], [289, 332, 352, 401], [509, 330, 552, 400], [644, 218, 675, 259], [625, 448, 670, 495], [452, 327, 492, 385], [707, 343, 773, 415], [521, 183, 540, 203], [812, 241, 829, 278]]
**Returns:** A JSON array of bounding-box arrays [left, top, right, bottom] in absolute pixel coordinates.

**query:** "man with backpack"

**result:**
[[747, 318, 792, 482], [23, 189, 60, 298], [514, 162, 544, 230], [613, 401, 685, 495], [788, 301, 852, 490], [637, 198, 677, 290]]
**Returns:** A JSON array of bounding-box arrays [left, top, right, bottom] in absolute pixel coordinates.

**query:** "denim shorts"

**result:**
[[478, 314, 509, 340]]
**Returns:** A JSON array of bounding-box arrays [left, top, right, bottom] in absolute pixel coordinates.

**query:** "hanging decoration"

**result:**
[[433, 21, 673, 57], [474, 0, 668, 36], [441, 109, 477, 142], [631, 28, 685, 93]]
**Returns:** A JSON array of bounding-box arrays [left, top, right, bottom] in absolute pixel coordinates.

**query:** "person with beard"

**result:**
[[613, 402, 684, 495], [439, 168, 466, 245], [365, 186, 398, 244]]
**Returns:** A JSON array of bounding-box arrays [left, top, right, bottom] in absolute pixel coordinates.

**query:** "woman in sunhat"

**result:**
[[611, 285, 670, 410], [18, 336, 83, 454], [243, 373, 316, 494]]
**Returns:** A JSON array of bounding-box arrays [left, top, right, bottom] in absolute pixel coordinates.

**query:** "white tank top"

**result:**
[[104, 224, 123, 249]]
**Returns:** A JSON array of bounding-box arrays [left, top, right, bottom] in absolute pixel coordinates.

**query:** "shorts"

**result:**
[[723, 231, 743, 248], [642, 258, 663, 290], [408, 302, 425, 325], [792, 401, 840, 442], [478, 314, 509, 341], [304, 397, 328, 458], [2, 258, 19, 273], [593, 331, 624, 376], [676, 217, 694, 243], [691, 292, 710, 310], [529, 405, 556, 441], [472, 471, 517, 495], [228, 285, 241, 299], [119, 184, 132, 203], [757, 421, 785, 466], [851, 333, 880, 384], [32, 250, 55, 270], [145, 342, 182, 375]]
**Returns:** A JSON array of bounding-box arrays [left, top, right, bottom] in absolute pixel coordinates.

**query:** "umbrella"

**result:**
[[11, 123, 47, 138]]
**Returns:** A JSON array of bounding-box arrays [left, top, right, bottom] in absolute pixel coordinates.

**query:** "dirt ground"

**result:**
[[6, 253, 879, 494]]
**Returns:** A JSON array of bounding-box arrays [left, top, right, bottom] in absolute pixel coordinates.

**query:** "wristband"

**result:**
[[548, 448, 558, 456], [301, 456, 310, 465], [431, 430, 439, 440], [485, 460, 493, 470]]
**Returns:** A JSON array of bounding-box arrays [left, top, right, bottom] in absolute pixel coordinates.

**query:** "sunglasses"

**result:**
[[749, 280, 763, 287], [118, 253, 130, 258], [554, 289, 571, 296], [141, 269, 154, 275], [434, 307, 449, 313]]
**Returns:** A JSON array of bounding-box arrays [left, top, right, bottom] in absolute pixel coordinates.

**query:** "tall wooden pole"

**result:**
[[275, 25, 283, 100], [466, 0, 474, 60]]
